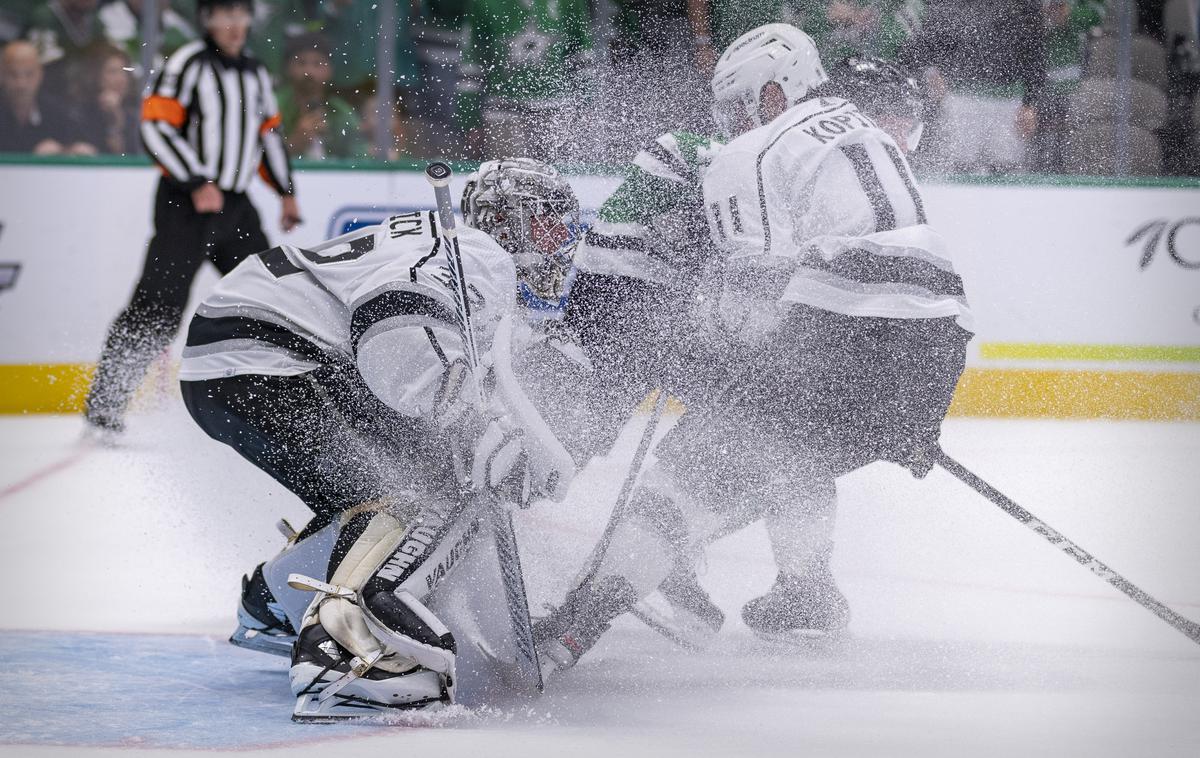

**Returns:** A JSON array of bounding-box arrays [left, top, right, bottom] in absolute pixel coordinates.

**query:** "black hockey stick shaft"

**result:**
[[579, 388, 671, 588], [935, 449, 1200, 645]]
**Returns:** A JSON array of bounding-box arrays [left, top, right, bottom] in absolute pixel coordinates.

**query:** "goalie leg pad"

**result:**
[[361, 587, 457, 675], [287, 502, 459, 718]]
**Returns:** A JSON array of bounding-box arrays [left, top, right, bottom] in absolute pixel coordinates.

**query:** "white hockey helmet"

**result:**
[[461, 158, 581, 308], [710, 23, 829, 138]]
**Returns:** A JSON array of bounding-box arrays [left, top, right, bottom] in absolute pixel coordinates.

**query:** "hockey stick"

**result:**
[[935, 449, 1200, 646], [578, 336, 773, 589], [576, 388, 672, 588], [425, 161, 545, 692]]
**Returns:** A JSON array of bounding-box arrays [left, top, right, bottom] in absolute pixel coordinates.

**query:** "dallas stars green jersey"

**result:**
[[710, 0, 922, 61], [580, 131, 724, 286], [456, 0, 594, 130]]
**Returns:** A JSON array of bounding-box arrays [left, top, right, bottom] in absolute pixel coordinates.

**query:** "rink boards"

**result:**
[[0, 159, 1197, 418]]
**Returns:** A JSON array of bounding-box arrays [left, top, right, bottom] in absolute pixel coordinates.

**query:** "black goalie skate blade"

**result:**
[[229, 625, 295, 657]]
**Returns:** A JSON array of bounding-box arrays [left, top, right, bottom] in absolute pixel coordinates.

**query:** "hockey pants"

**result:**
[[180, 368, 447, 523]]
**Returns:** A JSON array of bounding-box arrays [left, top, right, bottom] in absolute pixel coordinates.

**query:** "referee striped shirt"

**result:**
[[140, 38, 293, 196]]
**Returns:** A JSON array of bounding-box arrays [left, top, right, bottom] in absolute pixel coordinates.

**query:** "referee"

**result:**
[[86, 0, 300, 435]]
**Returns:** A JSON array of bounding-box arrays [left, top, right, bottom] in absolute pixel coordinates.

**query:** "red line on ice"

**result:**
[[0, 447, 92, 502]]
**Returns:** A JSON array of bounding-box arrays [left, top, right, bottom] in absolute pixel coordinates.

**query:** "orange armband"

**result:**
[[142, 95, 186, 128]]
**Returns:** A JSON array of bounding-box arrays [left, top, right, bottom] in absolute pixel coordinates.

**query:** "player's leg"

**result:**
[[85, 180, 208, 433], [696, 311, 854, 641], [181, 369, 412, 653], [741, 472, 850, 640], [739, 311, 970, 641], [181, 371, 396, 517]]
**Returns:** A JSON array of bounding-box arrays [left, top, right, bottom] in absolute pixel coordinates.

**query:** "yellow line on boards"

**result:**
[[949, 368, 1200, 421], [1, 364, 1198, 421], [0, 364, 94, 413], [981, 343, 1200, 363]]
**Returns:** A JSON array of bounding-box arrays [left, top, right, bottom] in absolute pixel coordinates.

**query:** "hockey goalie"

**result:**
[[178, 159, 586, 719]]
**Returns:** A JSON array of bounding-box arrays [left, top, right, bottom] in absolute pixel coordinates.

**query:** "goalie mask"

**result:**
[[461, 158, 581, 310], [710, 23, 828, 139]]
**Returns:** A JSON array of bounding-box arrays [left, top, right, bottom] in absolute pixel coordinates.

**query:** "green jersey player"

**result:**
[[566, 130, 725, 429]]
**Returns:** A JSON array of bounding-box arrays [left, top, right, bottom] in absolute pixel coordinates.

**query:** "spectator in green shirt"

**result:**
[[456, 0, 595, 160], [276, 31, 368, 160], [1044, 0, 1105, 92], [249, 0, 321, 82], [25, 0, 103, 63], [702, 0, 923, 61]]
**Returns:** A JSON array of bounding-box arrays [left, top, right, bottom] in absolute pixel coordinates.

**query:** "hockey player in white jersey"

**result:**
[[566, 58, 930, 652], [179, 158, 582, 718], [698, 36, 967, 639], [534, 25, 973, 673]]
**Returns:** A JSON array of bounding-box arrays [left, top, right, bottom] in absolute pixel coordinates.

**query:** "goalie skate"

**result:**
[[229, 564, 296, 657], [290, 622, 449, 722]]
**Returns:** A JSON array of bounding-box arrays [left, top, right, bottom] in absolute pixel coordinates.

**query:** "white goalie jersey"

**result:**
[[179, 211, 515, 419], [702, 96, 973, 328]]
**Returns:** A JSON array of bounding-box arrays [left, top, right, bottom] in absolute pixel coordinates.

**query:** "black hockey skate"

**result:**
[[290, 621, 448, 722], [229, 563, 297, 657], [741, 560, 850, 644], [631, 566, 725, 650], [533, 575, 639, 682]]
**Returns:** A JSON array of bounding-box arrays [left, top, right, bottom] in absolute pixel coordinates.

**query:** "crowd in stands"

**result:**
[[1, 0, 1197, 175]]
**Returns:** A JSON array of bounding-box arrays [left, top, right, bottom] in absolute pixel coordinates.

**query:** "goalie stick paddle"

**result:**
[[935, 449, 1200, 646], [424, 161, 545, 692]]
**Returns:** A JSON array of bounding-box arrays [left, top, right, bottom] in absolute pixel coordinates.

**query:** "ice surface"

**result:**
[[0, 404, 1197, 757]]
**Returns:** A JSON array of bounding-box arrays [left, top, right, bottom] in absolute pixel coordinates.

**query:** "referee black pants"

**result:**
[[86, 179, 269, 427]]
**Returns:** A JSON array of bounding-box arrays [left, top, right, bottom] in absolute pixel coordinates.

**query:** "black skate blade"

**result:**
[[228, 624, 294, 657]]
